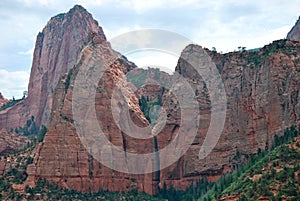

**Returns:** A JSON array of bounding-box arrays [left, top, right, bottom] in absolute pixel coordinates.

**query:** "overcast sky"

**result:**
[[0, 0, 299, 98]]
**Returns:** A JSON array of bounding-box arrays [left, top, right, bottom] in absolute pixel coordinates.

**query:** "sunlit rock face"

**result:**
[[0, 5, 106, 130]]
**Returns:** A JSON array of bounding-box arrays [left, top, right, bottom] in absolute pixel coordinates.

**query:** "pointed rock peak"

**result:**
[[46, 4, 106, 41], [26, 5, 107, 126], [67, 4, 92, 18], [70, 4, 87, 12], [51, 5, 93, 22], [287, 16, 300, 42]]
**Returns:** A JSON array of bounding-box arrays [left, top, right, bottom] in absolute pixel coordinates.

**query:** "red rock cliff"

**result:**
[[158, 40, 300, 189], [0, 5, 106, 130], [28, 39, 300, 194], [23, 7, 300, 195], [27, 34, 158, 194]]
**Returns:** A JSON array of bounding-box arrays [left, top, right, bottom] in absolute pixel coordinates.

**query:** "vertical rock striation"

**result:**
[[27, 34, 158, 194], [0, 5, 106, 130], [158, 40, 300, 189], [2, 6, 298, 195]]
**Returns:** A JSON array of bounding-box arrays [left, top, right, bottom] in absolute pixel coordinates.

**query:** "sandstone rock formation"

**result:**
[[26, 33, 158, 194], [127, 68, 170, 101], [158, 40, 300, 189], [13, 5, 300, 195], [0, 93, 8, 107], [0, 129, 29, 155], [0, 5, 106, 130], [0, 93, 30, 155], [28, 37, 300, 194], [287, 16, 300, 42]]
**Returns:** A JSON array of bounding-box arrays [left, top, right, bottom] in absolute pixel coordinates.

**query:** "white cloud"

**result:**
[[0, 69, 29, 99], [20, 0, 62, 7], [0, 0, 299, 72], [118, 0, 163, 13], [18, 47, 34, 56], [127, 51, 178, 73], [269, 25, 292, 41]]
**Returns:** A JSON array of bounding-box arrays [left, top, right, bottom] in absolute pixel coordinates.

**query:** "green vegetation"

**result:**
[[126, 70, 149, 88], [65, 66, 76, 91], [238, 46, 246, 52], [22, 179, 162, 201], [0, 122, 160, 200], [273, 125, 299, 148], [1, 176, 162, 201], [128, 67, 166, 126], [146, 125, 300, 201], [246, 39, 300, 68], [0, 152, 34, 200], [14, 116, 39, 136], [198, 125, 300, 201], [13, 115, 47, 144], [0, 91, 28, 111], [139, 93, 163, 127], [1, 124, 299, 201], [157, 178, 214, 201], [0, 98, 23, 111]]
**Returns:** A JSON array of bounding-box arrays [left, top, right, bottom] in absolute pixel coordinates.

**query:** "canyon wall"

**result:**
[[159, 41, 300, 189], [0, 5, 106, 130], [26, 33, 158, 194], [1, 5, 296, 194]]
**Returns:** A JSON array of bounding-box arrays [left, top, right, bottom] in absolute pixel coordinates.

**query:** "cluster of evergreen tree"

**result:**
[[0, 91, 28, 111], [138, 93, 163, 126], [157, 178, 214, 201], [153, 125, 300, 201], [273, 125, 299, 148], [198, 125, 300, 200]]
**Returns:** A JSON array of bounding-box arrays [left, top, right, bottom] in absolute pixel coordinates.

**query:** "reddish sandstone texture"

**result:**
[[0, 129, 30, 155], [0, 93, 8, 107], [2, 5, 298, 195], [0, 5, 105, 130], [27, 39, 300, 194], [158, 41, 300, 189], [26, 34, 158, 194]]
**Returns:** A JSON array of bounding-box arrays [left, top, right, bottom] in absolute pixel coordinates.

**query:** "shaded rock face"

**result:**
[[0, 129, 29, 155], [28, 38, 300, 194], [158, 40, 300, 189], [287, 16, 300, 42], [128, 68, 171, 101], [27, 35, 158, 194], [0, 93, 8, 107], [0, 5, 105, 130], [16, 6, 300, 195]]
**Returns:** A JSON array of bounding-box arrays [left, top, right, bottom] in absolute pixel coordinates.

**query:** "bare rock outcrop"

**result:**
[[0, 5, 106, 130], [0, 93, 8, 107], [158, 40, 300, 189], [0, 129, 30, 155], [26, 34, 158, 194], [287, 16, 300, 42], [128, 68, 170, 101], [9, 5, 300, 195]]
